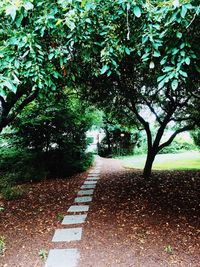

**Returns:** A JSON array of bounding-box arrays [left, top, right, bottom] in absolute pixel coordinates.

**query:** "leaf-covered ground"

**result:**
[[0, 158, 200, 267]]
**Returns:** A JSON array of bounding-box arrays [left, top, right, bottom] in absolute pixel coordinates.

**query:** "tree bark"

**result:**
[[143, 148, 156, 178]]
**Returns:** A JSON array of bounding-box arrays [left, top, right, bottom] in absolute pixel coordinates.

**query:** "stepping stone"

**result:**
[[81, 184, 96, 189], [52, 228, 82, 242], [84, 181, 97, 185], [62, 214, 87, 225], [89, 171, 100, 175], [74, 196, 92, 203], [68, 205, 89, 212], [45, 249, 80, 267], [86, 177, 99, 181], [78, 190, 94, 196], [87, 174, 100, 177]]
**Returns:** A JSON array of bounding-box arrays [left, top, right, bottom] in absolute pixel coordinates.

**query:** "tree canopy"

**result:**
[[0, 0, 200, 177], [60, 0, 200, 177]]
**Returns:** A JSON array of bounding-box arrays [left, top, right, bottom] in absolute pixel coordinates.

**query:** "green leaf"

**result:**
[[181, 50, 185, 57], [157, 75, 166, 82], [125, 47, 130, 55], [163, 66, 174, 72], [179, 70, 188, 77], [133, 6, 141, 18], [158, 80, 165, 89], [153, 51, 161, 57], [100, 65, 109, 75], [172, 48, 179, 55], [176, 32, 182, 39], [3, 80, 17, 93], [48, 53, 54, 60], [6, 6, 17, 21], [26, 61, 32, 68], [171, 79, 178, 90], [141, 53, 150, 60], [142, 36, 148, 44], [181, 6, 187, 18], [24, 2, 34, 11], [16, 14, 24, 27], [85, 18, 91, 24], [185, 57, 190, 65], [14, 60, 20, 69], [160, 57, 167, 65]]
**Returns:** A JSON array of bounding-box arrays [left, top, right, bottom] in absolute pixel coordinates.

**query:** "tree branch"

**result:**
[[4, 89, 38, 127], [158, 124, 196, 152], [142, 98, 162, 125]]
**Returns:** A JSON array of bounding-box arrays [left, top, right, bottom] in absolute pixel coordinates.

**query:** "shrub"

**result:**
[[0, 236, 5, 255], [38, 249, 48, 260], [57, 213, 64, 222], [159, 140, 196, 154], [1, 185, 24, 201]]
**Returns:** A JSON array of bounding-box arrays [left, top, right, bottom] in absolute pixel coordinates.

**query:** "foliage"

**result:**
[[0, 205, 5, 212], [0, 0, 69, 131], [0, 236, 5, 255], [57, 213, 64, 222], [159, 139, 196, 154], [164, 245, 174, 255], [59, 0, 200, 177], [1, 0, 200, 178], [1, 185, 24, 201], [0, 147, 47, 186], [191, 129, 200, 148], [99, 124, 138, 157], [38, 249, 48, 261], [0, 91, 97, 189]]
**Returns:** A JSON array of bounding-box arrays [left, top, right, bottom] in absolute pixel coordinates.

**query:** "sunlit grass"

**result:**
[[120, 151, 200, 170]]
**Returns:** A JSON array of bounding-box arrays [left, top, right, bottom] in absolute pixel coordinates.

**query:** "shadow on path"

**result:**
[[79, 157, 200, 267]]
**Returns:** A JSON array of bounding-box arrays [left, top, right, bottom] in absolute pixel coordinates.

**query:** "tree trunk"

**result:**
[[105, 126, 112, 154], [143, 149, 156, 178]]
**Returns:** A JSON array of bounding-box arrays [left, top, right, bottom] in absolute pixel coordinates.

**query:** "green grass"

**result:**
[[120, 151, 200, 170]]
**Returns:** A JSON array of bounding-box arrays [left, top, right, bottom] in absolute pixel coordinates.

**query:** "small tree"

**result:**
[[3, 90, 100, 177]]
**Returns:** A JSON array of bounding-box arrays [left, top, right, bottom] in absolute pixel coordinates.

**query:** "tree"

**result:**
[[0, 0, 71, 131], [59, 0, 200, 177]]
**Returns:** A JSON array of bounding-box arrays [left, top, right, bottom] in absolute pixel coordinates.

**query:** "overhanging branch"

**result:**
[[158, 124, 196, 152], [4, 89, 38, 127]]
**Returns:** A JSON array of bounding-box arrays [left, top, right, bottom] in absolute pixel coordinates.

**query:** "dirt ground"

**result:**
[[0, 158, 199, 267]]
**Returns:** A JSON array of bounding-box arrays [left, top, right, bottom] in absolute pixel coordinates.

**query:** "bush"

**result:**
[[0, 92, 99, 188], [0, 147, 47, 189], [0, 147, 94, 193], [0, 236, 5, 255], [1, 185, 24, 201], [159, 140, 196, 154]]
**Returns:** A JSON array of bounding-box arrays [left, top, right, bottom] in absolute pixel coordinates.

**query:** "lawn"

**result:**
[[120, 151, 200, 170]]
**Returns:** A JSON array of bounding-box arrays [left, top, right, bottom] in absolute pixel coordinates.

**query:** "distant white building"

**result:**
[[86, 128, 105, 153]]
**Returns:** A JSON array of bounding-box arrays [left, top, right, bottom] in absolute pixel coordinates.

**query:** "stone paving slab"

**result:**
[[68, 205, 89, 212], [62, 214, 87, 225], [86, 177, 100, 181], [52, 228, 82, 242], [78, 189, 94, 196], [45, 249, 80, 267], [88, 171, 100, 174], [81, 184, 96, 189], [87, 174, 100, 177], [74, 196, 92, 203], [84, 181, 97, 185]]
